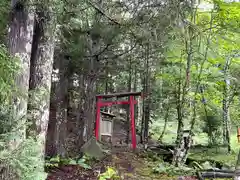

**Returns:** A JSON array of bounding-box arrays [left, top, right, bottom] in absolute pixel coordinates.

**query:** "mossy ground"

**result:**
[[152, 120, 239, 167], [47, 150, 177, 180], [47, 123, 240, 180], [111, 151, 176, 180]]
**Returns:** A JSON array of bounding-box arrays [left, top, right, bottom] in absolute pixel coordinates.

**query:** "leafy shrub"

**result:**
[[0, 105, 47, 180], [0, 39, 45, 180], [0, 137, 47, 180], [45, 155, 92, 170], [202, 115, 222, 145], [0, 44, 19, 102], [152, 162, 195, 176], [98, 167, 120, 180]]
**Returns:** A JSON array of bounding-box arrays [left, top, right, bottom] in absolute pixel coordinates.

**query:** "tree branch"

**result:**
[[86, 0, 120, 25]]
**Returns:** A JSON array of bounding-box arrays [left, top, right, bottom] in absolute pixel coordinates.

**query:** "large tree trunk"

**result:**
[[4, 1, 34, 179], [27, 3, 56, 154], [54, 55, 69, 157], [83, 71, 97, 141], [8, 0, 34, 143], [45, 57, 58, 156], [82, 3, 102, 141], [76, 74, 86, 148]]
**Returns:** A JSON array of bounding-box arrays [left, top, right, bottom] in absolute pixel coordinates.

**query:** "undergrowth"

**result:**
[[45, 154, 92, 170], [98, 167, 120, 180], [152, 161, 195, 176], [0, 136, 47, 180], [0, 106, 46, 180]]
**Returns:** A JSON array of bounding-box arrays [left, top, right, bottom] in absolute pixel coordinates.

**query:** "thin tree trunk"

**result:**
[[172, 9, 213, 165], [126, 58, 132, 144], [133, 65, 139, 125], [104, 61, 111, 112], [158, 106, 170, 142], [143, 45, 151, 146], [140, 76, 145, 144], [234, 149, 240, 180], [223, 56, 231, 153], [173, 31, 194, 167], [175, 77, 184, 144]]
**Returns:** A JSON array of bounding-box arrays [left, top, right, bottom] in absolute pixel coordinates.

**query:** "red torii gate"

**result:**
[[95, 92, 142, 150]]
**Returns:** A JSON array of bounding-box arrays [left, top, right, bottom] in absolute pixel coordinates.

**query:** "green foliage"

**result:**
[[0, 106, 47, 180], [189, 144, 237, 166], [0, 45, 19, 103], [45, 155, 92, 170], [0, 106, 15, 134], [0, 44, 43, 179], [69, 157, 92, 169], [0, 0, 9, 43], [45, 155, 59, 169], [152, 162, 194, 176], [98, 167, 120, 180], [214, 0, 240, 32], [0, 138, 47, 180], [202, 115, 222, 145], [150, 0, 240, 152]]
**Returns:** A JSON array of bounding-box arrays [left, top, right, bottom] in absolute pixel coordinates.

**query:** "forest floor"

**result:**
[[46, 145, 238, 180], [46, 123, 239, 180], [46, 150, 178, 180]]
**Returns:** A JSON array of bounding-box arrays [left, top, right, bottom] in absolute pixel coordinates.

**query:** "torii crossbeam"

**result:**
[[95, 92, 142, 150]]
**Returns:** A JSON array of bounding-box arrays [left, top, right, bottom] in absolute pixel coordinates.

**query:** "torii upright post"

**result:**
[[129, 95, 136, 149], [95, 92, 142, 150]]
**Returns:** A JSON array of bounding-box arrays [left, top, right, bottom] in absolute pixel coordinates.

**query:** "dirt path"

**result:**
[[47, 151, 177, 180]]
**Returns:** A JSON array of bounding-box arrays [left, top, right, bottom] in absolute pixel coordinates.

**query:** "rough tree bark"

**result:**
[[83, 2, 102, 141], [140, 45, 151, 146], [54, 55, 69, 157], [8, 0, 34, 142], [83, 68, 97, 141], [27, 3, 56, 153], [45, 60, 58, 156], [75, 74, 86, 149], [3, 1, 34, 179]]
